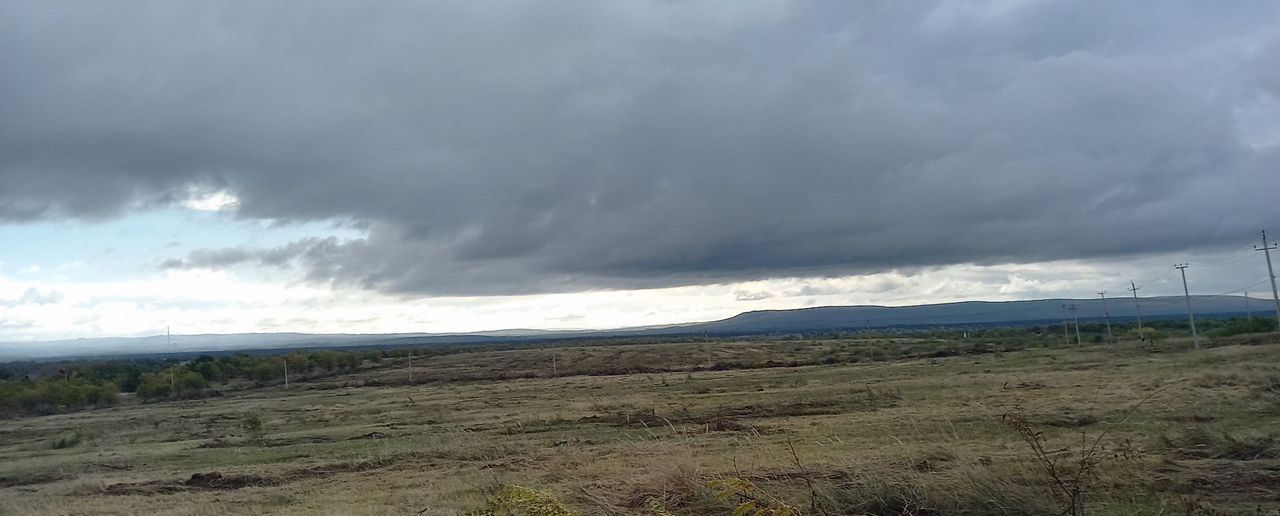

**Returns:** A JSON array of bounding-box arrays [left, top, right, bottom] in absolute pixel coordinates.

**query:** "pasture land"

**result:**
[[2, 334, 1278, 515]]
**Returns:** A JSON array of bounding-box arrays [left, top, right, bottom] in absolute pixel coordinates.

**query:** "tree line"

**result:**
[[0, 348, 386, 418]]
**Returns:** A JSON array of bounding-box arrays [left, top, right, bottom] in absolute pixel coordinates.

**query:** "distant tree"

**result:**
[[251, 361, 280, 383], [311, 351, 337, 372], [176, 371, 207, 394], [136, 372, 173, 400], [284, 352, 309, 374], [190, 361, 223, 384]]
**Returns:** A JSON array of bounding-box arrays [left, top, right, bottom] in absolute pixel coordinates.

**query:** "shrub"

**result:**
[[50, 430, 86, 449], [176, 371, 208, 393], [136, 372, 173, 400], [468, 485, 578, 516], [242, 413, 265, 439]]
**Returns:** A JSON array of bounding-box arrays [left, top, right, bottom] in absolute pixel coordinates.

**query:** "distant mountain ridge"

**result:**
[[0, 295, 1264, 359], [692, 295, 1256, 333]]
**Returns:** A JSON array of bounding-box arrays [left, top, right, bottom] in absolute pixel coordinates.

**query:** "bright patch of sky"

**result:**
[[1, 208, 1275, 342], [0, 207, 361, 284]]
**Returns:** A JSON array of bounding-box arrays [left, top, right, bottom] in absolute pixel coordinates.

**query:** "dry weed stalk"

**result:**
[[1002, 383, 1174, 516]]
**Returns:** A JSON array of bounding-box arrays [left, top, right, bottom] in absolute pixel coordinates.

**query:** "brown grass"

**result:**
[[1, 333, 1279, 515]]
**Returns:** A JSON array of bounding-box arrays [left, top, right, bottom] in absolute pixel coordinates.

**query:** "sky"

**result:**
[[2, 0, 1280, 342]]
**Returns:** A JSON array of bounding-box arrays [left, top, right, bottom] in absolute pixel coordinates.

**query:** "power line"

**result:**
[[1212, 278, 1270, 296]]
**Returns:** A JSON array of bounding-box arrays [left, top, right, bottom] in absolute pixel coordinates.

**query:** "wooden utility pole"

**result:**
[[1128, 281, 1143, 332], [1061, 304, 1070, 345], [1254, 230, 1280, 331], [1098, 291, 1113, 342], [1175, 264, 1200, 349], [1069, 303, 1082, 345]]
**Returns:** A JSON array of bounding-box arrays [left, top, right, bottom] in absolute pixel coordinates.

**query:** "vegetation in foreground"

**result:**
[[0, 328, 1278, 515]]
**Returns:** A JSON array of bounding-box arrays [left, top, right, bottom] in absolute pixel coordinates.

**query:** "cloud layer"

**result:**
[[3, 1, 1279, 296]]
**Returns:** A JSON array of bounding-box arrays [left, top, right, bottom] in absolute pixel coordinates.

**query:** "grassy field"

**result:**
[[1, 333, 1278, 515]]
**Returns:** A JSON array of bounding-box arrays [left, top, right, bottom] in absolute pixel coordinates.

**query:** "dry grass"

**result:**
[[1, 334, 1279, 515]]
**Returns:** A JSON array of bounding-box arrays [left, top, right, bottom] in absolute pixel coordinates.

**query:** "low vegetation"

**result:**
[[1, 325, 1278, 515], [0, 349, 381, 417]]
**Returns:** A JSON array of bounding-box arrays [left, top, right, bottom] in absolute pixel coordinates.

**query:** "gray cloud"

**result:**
[[733, 289, 774, 302], [2, 288, 64, 307], [3, 1, 1280, 296], [160, 238, 340, 271]]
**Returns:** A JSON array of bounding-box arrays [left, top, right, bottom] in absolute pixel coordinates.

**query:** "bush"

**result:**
[[50, 431, 86, 449], [176, 371, 208, 393], [242, 413, 265, 438]]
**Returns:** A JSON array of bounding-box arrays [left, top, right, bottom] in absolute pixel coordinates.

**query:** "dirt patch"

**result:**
[[103, 472, 281, 496], [101, 457, 406, 496], [195, 435, 334, 449], [102, 480, 186, 496], [1005, 380, 1049, 390], [0, 473, 69, 488], [583, 389, 900, 431], [291, 459, 392, 478], [186, 471, 279, 489], [261, 435, 334, 447], [1033, 412, 1098, 428], [1164, 414, 1216, 423], [1160, 427, 1279, 460], [1154, 462, 1280, 501], [196, 437, 251, 448]]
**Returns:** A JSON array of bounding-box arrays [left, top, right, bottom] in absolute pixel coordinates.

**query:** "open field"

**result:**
[[2, 334, 1279, 515]]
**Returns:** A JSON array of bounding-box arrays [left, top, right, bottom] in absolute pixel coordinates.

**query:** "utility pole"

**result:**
[[408, 351, 413, 383], [1175, 264, 1200, 350], [167, 326, 175, 396], [1245, 291, 1253, 320], [283, 358, 289, 389], [1128, 281, 1143, 332], [1061, 304, 1070, 345], [1255, 230, 1280, 331], [1098, 291, 1113, 343], [1069, 303, 1082, 345], [551, 352, 558, 377]]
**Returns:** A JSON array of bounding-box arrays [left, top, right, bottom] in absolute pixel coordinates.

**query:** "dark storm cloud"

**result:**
[[3, 1, 1280, 295]]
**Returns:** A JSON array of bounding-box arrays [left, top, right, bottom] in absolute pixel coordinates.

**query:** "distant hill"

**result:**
[[685, 295, 1258, 334], [0, 295, 1266, 359]]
